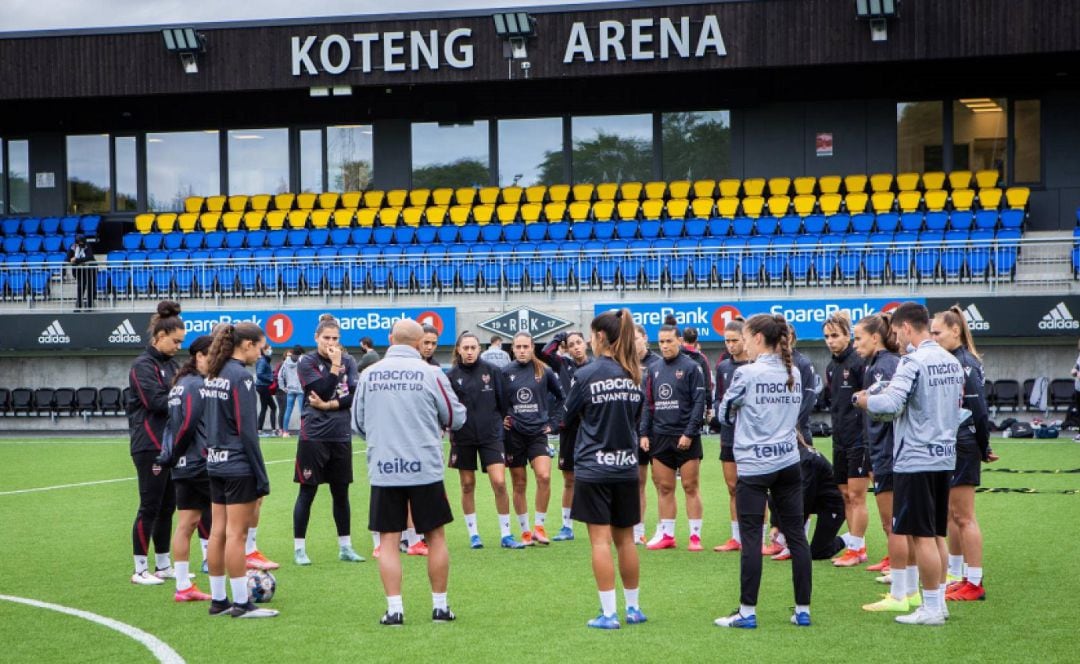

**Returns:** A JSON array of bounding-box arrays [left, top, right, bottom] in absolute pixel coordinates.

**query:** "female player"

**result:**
[[157, 335, 214, 601], [292, 314, 363, 565], [715, 313, 811, 628], [853, 313, 918, 612], [203, 322, 277, 618], [932, 306, 993, 602], [823, 311, 869, 567], [128, 300, 184, 586], [502, 331, 565, 545], [420, 324, 441, 366], [255, 345, 279, 436], [633, 325, 661, 545], [564, 309, 645, 629], [714, 318, 749, 552], [447, 332, 519, 549]]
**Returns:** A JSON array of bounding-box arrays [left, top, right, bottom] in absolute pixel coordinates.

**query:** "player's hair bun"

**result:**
[[319, 313, 336, 323], [663, 314, 678, 326], [157, 300, 182, 318]]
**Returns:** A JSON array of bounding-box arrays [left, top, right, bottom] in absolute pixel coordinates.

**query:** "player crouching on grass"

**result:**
[[353, 319, 466, 626]]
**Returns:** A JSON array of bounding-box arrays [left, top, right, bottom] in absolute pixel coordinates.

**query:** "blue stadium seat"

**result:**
[[615, 221, 637, 240], [273, 247, 297, 260], [162, 233, 184, 251], [348, 264, 368, 292], [372, 227, 393, 245], [28, 268, 50, 297], [850, 213, 875, 233], [309, 228, 330, 246], [528, 261, 549, 288], [814, 250, 836, 284], [731, 217, 754, 236], [924, 211, 948, 231], [661, 220, 683, 238], [330, 228, 352, 246], [324, 263, 345, 292], [350, 227, 372, 245], [392, 227, 414, 245], [40, 216, 60, 235], [1, 219, 20, 235], [639, 220, 661, 239], [668, 257, 689, 285], [286, 229, 308, 247], [825, 214, 851, 234], [20, 218, 40, 235], [224, 231, 246, 249], [266, 229, 287, 247], [1000, 209, 1024, 229], [204, 231, 226, 250], [778, 215, 801, 235], [118, 234, 140, 251], [874, 213, 899, 233], [141, 233, 163, 251], [704, 218, 727, 237], [950, 210, 974, 231], [715, 254, 737, 284], [60, 216, 80, 234], [282, 264, 303, 292], [249, 248, 271, 262], [458, 263, 481, 289], [897, 212, 922, 232], [414, 226, 437, 245], [525, 224, 547, 242], [21, 236, 43, 252], [183, 232, 205, 250], [569, 221, 593, 241], [439, 225, 460, 244], [973, 210, 998, 231], [688, 256, 711, 286], [764, 251, 788, 282], [491, 242, 513, 256], [652, 238, 675, 253], [606, 239, 629, 256], [79, 216, 101, 235], [755, 216, 779, 235], [504, 261, 525, 290], [338, 246, 361, 260], [800, 214, 825, 235], [457, 225, 480, 244], [593, 221, 615, 241]]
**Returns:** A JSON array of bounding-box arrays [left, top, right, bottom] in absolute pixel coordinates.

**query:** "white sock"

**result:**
[[661, 519, 675, 537], [338, 535, 352, 548], [200, 539, 209, 562], [739, 603, 756, 617], [633, 523, 645, 540], [841, 532, 854, 548], [371, 532, 381, 549], [534, 512, 546, 528], [689, 519, 702, 538], [624, 587, 640, 610], [516, 514, 530, 533], [294, 538, 306, 552], [763, 524, 769, 541], [731, 521, 740, 542], [906, 567, 920, 596], [498, 514, 512, 538], [406, 528, 420, 547], [775, 531, 787, 547], [599, 589, 617, 616], [175, 562, 192, 591], [849, 535, 864, 550], [967, 566, 983, 586], [923, 588, 942, 614], [245, 528, 258, 556], [134, 555, 148, 574], [804, 518, 812, 537], [387, 594, 403, 614], [209, 575, 227, 602], [432, 592, 448, 611], [948, 554, 964, 578], [890, 567, 907, 600], [562, 508, 573, 529], [154, 553, 170, 570], [464, 513, 478, 537], [795, 604, 810, 616], [230, 576, 249, 605]]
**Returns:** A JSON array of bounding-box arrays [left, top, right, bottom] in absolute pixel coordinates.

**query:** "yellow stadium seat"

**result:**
[[767, 178, 791, 197], [897, 191, 922, 213], [792, 195, 816, 217], [793, 177, 816, 196], [975, 170, 1000, 189], [716, 197, 740, 218], [691, 198, 714, 218], [296, 193, 317, 210], [844, 174, 867, 194], [544, 202, 566, 222], [573, 184, 595, 202], [593, 200, 615, 221], [386, 190, 408, 208], [1005, 187, 1030, 209], [520, 203, 543, 223], [274, 193, 295, 211], [227, 195, 248, 213], [401, 207, 424, 227], [264, 211, 287, 229], [548, 184, 571, 202], [362, 190, 385, 208], [178, 213, 199, 232], [431, 188, 454, 207], [742, 196, 765, 218], [379, 207, 401, 227], [455, 188, 477, 206], [667, 199, 690, 219], [951, 189, 975, 211], [309, 209, 331, 229], [743, 178, 766, 197], [205, 196, 226, 213], [595, 183, 618, 201], [978, 188, 1002, 210], [767, 195, 790, 217], [407, 189, 430, 208], [355, 209, 377, 228], [221, 212, 243, 232], [948, 171, 972, 190], [199, 212, 221, 232], [644, 181, 667, 200], [473, 204, 495, 225], [717, 179, 739, 198], [156, 213, 178, 233], [501, 186, 524, 205], [869, 173, 893, 193], [249, 194, 271, 211], [844, 192, 869, 214], [620, 182, 643, 201], [818, 175, 842, 194], [818, 193, 842, 215], [568, 201, 591, 222], [331, 209, 354, 228], [668, 180, 691, 199], [895, 173, 920, 192], [478, 187, 500, 205], [641, 199, 665, 221], [923, 190, 948, 212], [134, 214, 155, 234], [242, 212, 265, 231], [524, 185, 547, 204], [183, 196, 204, 214], [496, 204, 519, 224], [287, 210, 309, 229], [448, 205, 472, 226], [425, 206, 447, 227], [921, 172, 946, 190], [316, 192, 338, 210], [618, 200, 640, 220], [340, 192, 362, 209]]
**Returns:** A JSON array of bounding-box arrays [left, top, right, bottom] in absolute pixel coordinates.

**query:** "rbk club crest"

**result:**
[[675, 370, 684, 379]]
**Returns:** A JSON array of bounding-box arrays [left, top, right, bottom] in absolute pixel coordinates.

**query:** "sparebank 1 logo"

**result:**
[[417, 311, 445, 335], [881, 301, 902, 314], [711, 305, 743, 336]]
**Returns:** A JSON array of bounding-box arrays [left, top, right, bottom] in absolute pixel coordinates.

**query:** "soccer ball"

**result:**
[[246, 570, 276, 603]]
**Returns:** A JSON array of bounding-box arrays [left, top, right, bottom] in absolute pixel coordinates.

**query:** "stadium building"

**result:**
[[0, 0, 1078, 428]]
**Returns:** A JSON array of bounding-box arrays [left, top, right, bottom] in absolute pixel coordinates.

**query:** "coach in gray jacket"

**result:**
[[353, 318, 466, 626]]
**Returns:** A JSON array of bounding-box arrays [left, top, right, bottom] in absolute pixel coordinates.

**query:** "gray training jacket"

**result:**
[[866, 339, 964, 474], [719, 353, 802, 477], [352, 344, 466, 487]]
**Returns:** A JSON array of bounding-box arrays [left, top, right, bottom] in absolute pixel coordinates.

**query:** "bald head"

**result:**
[[389, 319, 424, 349]]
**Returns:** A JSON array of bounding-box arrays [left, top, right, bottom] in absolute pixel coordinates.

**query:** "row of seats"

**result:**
[[3, 235, 86, 254], [0, 387, 126, 416], [121, 211, 1025, 251], [990, 379, 1074, 411], [0, 215, 101, 237]]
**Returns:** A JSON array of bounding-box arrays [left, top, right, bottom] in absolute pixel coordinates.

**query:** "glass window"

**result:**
[[66, 134, 111, 214], [954, 98, 1008, 181], [571, 114, 653, 183], [497, 118, 563, 187], [1014, 99, 1041, 183], [114, 136, 138, 212], [896, 101, 943, 173], [327, 125, 373, 192], [7, 139, 30, 214], [662, 111, 731, 181], [146, 130, 220, 211], [228, 128, 289, 195], [412, 122, 490, 190], [300, 129, 325, 193]]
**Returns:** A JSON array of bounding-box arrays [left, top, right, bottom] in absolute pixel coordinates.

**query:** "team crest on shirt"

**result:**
[[658, 384, 674, 400], [964, 366, 972, 376], [517, 388, 533, 403], [482, 373, 490, 384], [509, 374, 516, 382], [151, 464, 162, 476], [457, 378, 464, 385], [874, 371, 883, 382], [675, 370, 684, 379], [843, 369, 850, 380], [302, 468, 312, 480], [450, 452, 458, 465], [244, 379, 253, 391]]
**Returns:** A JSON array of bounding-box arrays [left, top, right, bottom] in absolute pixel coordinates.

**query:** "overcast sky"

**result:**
[[2, 0, 620, 32]]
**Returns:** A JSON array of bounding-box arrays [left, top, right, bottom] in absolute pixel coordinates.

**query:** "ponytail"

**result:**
[[174, 335, 214, 384], [148, 300, 183, 338], [857, 312, 900, 354], [936, 305, 981, 361], [207, 322, 264, 378], [591, 309, 641, 383], [513, 331, 548, 381], [746, 313, 796, 390]]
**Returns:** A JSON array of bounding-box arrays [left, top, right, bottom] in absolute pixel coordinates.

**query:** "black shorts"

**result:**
[[175, 477, 211, 511], [833, 445, 870, 484], [505, 429, 551, 468], [209, 475, 259, 506], [950, 441, 982, 487], [893, 471, 950, 538], [558, 427, 578, 472], [368, 481, 454, 534], [720, 441, 735, 463], [873, 471, 894, 495], [571, 479, 641, 528], [650, 434, 703, 470], [294, 438, 353, 485], [449, 441, 506, 472], [638, 442, 651, 466]]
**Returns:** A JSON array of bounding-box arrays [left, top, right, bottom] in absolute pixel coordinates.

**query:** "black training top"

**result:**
[[640, 352, 706, 438], [447, 359, 508, 446], [564, 357, 644, 483], [298, 351, 358, 443], [792, 350, 819, 435], [502, 360, 565, 436], [825, 345, 866, 449], [863, 350, 900, 476], [714, 356, 748, 447], [800, 445, 843, 516], [952, 346, 992, 459], [203, 358, 270, 496], [127, 345, 178, 455], [161, 373, 208, 480], [681, 346, 714, 414]]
